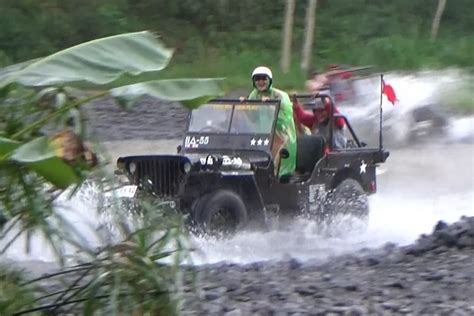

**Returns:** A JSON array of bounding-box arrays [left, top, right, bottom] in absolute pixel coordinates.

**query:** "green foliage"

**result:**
[[0, 31, 224, 314], [10, 137, 81, 188], [2, 0, 472, 70], [0, 0, 142, 65], [77, 207, 187, 315], [0, 266, 38, 315], [0, 31, 224, 222], [0, 31, 174, 89], [1, 0, 472, 89]]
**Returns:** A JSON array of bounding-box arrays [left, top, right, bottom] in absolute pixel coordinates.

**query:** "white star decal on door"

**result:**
[[257, 138, 263, 145], [360, 160, 367, 174], [250, 138, 256, 146], [264, 138, 269, 146]]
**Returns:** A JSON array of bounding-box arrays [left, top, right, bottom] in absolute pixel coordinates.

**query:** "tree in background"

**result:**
[[281, 0, 295, 74], [431, 0, 447, 41], [301, 0, 318, 73]]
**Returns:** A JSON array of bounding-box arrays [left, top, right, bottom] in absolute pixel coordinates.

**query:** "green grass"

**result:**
[[161, 51, 313, 92]]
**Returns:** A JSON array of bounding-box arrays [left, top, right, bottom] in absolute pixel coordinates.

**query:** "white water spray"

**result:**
[[1, 70, 473, 265]]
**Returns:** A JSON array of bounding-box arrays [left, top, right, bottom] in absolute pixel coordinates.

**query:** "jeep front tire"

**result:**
[[192, 190, 248, 236]]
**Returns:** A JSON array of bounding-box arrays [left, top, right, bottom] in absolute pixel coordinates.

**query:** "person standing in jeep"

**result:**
[[244, 66, 297, 176], [293, 96, 347, 149]]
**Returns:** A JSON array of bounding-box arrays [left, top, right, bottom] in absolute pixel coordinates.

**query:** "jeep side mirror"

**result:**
[[279, 148, 290, 159]]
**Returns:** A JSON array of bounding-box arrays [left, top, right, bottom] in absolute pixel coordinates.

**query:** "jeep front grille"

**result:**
[[135, 159, 183, 197]]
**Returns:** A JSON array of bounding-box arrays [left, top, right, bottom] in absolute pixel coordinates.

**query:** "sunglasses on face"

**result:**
[[254, 75, 268, 81]]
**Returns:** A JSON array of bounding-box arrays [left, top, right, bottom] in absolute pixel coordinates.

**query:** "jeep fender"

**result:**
[[330, 167, 363, 190]]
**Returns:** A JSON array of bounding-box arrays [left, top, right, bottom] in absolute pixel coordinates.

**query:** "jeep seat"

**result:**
[[296, 135, 325, 174]]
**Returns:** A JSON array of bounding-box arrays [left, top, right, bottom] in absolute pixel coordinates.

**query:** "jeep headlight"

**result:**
[[182, 161, 192, 173], [128, 162, 137, 174]]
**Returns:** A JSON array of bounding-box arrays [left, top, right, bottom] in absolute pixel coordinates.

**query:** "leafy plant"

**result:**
[[0, 31, 225, 314], [0, 267, 38, 316]]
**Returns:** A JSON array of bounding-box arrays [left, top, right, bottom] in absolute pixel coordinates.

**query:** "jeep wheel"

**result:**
[[193, 190, 248, 237], [321, 178, 369, 235]]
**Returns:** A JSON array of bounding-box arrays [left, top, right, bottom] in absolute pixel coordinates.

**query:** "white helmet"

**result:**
[[251, 66, 273, 88], [252, 66, 272, 80]]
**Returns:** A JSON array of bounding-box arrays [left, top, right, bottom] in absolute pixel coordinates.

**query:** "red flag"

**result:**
[[382, 79, 397, 105]]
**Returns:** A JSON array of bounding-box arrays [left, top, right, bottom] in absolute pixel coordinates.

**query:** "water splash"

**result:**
[[2, 70, 473, 266]]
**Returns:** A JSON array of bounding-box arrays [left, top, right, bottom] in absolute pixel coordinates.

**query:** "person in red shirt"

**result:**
[[293, 98, 345, 130], [292, 97, 347, 149]]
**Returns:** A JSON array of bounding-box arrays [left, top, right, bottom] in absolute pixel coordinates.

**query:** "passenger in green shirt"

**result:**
[[245, 66, 297, 177]]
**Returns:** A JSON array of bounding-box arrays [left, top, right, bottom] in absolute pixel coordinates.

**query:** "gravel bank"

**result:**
[[12, 217, 474, 315], [84, 96, 188, 141], [181, 217, 474, 315]]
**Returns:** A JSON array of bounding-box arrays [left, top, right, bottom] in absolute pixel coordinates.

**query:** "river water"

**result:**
[[2, 69, 473, 266]]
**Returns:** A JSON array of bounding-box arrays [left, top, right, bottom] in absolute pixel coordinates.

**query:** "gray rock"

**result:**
[[202, 302, 223, 314], [224, 309, 243, 316], [204, 291, 221, 301], [381, 301, 402, 311], [365, 256, 380, 266], [383, 280, 405, 289], [225, 280, 242, 292], [457, 235, 474, 248], [423, 272, 445, 281], [294, 284, 319, 296], [345, 306, 369, 316], [289, 258, 303, 270]]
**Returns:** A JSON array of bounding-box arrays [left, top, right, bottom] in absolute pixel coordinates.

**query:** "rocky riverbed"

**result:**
[[85, 96, 189, 141], [180, 217, 474, 315], [13, 217, 473, 315]]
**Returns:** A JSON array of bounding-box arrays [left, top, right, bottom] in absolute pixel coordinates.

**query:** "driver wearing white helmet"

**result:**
[[242, 66, 297, 177]]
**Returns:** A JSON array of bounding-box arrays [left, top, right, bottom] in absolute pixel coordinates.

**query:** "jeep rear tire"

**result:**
[[193, 190, 248, 236], [321, 178, 369, 234]]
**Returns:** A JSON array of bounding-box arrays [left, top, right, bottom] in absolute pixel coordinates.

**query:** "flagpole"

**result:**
[[379, 74, 384, 149]]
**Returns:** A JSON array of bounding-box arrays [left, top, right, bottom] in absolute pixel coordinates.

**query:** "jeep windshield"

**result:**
[[188, 102, 277, 134]]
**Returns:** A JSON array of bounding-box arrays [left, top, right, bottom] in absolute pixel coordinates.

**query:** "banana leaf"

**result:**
[[111, 78, 227, 109], [0, 58, 41, 83], [0, 31, 226, 108], [9, 137, 79, 188], [0, 31, 174, 89], [0, 137, 20, 156]]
